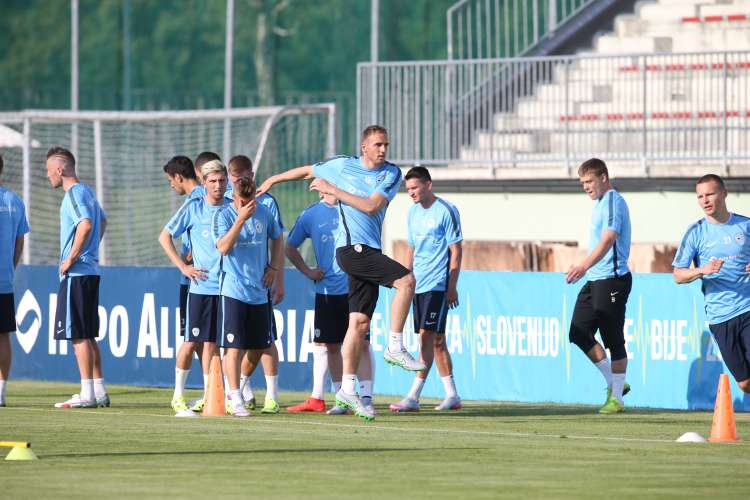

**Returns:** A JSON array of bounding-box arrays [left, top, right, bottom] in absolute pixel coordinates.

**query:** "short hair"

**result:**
[[228, 155, 253, 175], [0, 153, 3, 176], [46, 146, 76, 170], [163, 155, 197, 180], [577, 158, 608, 178], [200, 159, 227, 179], [405, 166, 431, 183], [195, 151, 221, 170], [697, 174, 726, 191], [361, 125, 388, 142], [233, 176, 255, 198]]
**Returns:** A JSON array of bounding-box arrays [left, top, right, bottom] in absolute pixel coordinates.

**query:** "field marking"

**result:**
[[4, 406, 745, 446]]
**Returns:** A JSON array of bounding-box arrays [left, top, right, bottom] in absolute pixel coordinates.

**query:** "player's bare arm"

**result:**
[[264, 235, 285, 289], [257, 165, 313, 196], [60, 218, 93, 276], [673, 259, 724, 284], [13, 235, 24, 268], [447, 241, 462, 309], [309, 178, 388, 216], [565, 229, 617, 284], [285, 242, 324, 282], [100, 217, 107, 241], [158, 229, 207, 282]]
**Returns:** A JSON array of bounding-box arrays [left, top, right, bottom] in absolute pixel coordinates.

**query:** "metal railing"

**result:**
[[447, 0, 596, 60], [357, 50, 750, 176]]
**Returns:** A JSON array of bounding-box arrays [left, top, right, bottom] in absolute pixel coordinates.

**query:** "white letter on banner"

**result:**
[[537, 318, 547, 357], [623, 318, 635, 359], [527, 317, 537, 356], [448, 315, 462, 354], [273, 309, 285, 362], [664, 320, 676, 361], [137, 293, 159, 358], [549, 318, 559, 357], [651, 319, 662, 360], [109, 305, 129, 358], [476, 315, 487, 355], [370, 313, 383, 352], [160, 307, 174, 359], [496, 317, 507, 355], [485, 315, 496, 355], [298, 310, 315, 363], [508, 318, 518, 356], [97, 306, 108, 341], [517, 317, 527, 356], [286, 309, 297, 363], [677, 319, 688, 361]]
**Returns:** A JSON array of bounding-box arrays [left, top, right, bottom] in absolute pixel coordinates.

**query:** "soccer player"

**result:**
[[389, 167, 463, 412], [565, 158, 632, 414], [226, 155, 284, 413], [0, 154, 30, 407], [673, 174, 750, 395], [214, 176, 284, 417], [285, 191, 376, 414], [257, 125, 423, 421], [159, 156, 228, 416], [46, 147, 109, 409]]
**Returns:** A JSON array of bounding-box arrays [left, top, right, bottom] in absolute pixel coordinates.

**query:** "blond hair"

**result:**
[[200, 159, 227, 179]]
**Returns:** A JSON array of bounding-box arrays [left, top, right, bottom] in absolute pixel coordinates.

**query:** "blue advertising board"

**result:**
[[10, 266, 749, 410]]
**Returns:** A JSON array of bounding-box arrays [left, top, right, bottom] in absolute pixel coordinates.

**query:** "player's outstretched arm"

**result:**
[[285, 242, 324, 282], [158, 229, 206, 282], [673, 260, 723, 284], [565, 229, 617, 284], [310, 178, 387, 216], [257, 165, 313, 196]]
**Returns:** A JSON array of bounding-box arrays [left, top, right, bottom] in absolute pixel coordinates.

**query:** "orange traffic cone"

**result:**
[[202, 355, 226, 417], [708, 374, 738, 443]]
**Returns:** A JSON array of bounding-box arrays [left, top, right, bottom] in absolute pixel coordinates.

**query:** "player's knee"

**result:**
[[608, 343, 627, 362], [434, 335, 448, 351], [569, 324, 594, 353], [395, 272, 415, 294], [349, 315, 370, 336], [738, 379, 750, 394]]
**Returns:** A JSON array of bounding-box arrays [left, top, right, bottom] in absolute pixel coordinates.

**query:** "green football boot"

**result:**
[[599, 396, 624, 414], [261, 398, 280, 414]]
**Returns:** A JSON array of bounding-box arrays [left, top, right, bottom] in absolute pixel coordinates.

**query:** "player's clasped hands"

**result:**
[[305, 267, 325, 282]]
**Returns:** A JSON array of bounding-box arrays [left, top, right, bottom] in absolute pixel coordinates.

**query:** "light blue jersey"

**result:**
[[312, 156, 402, 250], [59, 183, 106, 278], [287, 201, 348, 295], [179, 185, 207, 286], [225, 186, 284, 230], [408, 198, 462, 294], [586, 189, 631, 281], [165, 196, 229, 295], [673, 213, 750, 324], [213, 204, 282, 305], [0, 187, 29, 293]]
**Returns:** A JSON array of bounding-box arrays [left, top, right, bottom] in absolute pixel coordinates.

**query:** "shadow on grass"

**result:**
[[42, 446, 487, 459]]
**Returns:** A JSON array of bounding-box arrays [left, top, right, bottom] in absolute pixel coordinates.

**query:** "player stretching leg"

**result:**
[[258, 125, 423, 421], [159, 157, 228, 416], [674, 174, 750, 395], [226, 155, 284, 413], [565, 159, 632, 414], [0, 154, 30, 407], [47, 147, 109, 409], [390, 167, 463, 412], [214, 177, 283, 417]]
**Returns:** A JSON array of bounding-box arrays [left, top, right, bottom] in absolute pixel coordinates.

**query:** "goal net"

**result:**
[[0, 105, 335, 266]]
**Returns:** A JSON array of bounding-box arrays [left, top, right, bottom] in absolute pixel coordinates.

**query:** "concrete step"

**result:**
[[596, 35, 674, 54], [639, 2, 699, 22]]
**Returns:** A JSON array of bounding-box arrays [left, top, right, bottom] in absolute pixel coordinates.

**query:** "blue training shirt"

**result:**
[[286, 200, 348, 295], [0, 187, 29, 293], [408, 198, 463, 294], [312, 156, 401, 250], [586, 189, 631, 281], [673, 213, 750, 324], [165, 196, 229, 295], [59, 183, 106, 278], [179, 185, 207, 286], [213, 203, 282, 305]]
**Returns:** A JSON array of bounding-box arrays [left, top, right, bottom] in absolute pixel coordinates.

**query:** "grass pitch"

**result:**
[[1, 381, 749, 499]]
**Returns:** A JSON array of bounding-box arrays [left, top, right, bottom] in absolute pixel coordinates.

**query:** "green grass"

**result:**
[[1, 381, 750, 499]]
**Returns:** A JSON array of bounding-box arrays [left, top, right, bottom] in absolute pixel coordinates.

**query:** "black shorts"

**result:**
[[709, 309, 750, 382], [54, 275, 100, 341], [220, 296, 275, 350], [569, 273, 632, 361], [314, 293, 349, 344], [413, 291, 448, 334], [336, 244, 410, 319], [0, 293, 15, 333], [179, 284, 189, 337], [184, 293, 220, 343]]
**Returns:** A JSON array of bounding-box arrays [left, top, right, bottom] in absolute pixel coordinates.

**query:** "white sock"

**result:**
[[265, 375, 278, 400], [332, 381, 342, 393], [80, 379, 95, 402], [223, 375, 230, 394], [595, 359, 612, 387], [0, 380, 6, 400], [93, 378, 107, 399], [230, 389, 242, 405], [311, 345, 328, 400], [360, 380, 373, 399], [611, 372, 626, 403], [242, 376, 254, 401], [441, 374, 458, 399], [174, 368, 189, 398], [407, 377, 426, 401], [203, 373, 209, 395], [388, 331, 404, 352], [342, 374, 357, 395]]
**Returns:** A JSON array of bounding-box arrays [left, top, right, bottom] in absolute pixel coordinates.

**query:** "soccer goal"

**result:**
[[0, 104, 336, 267]]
